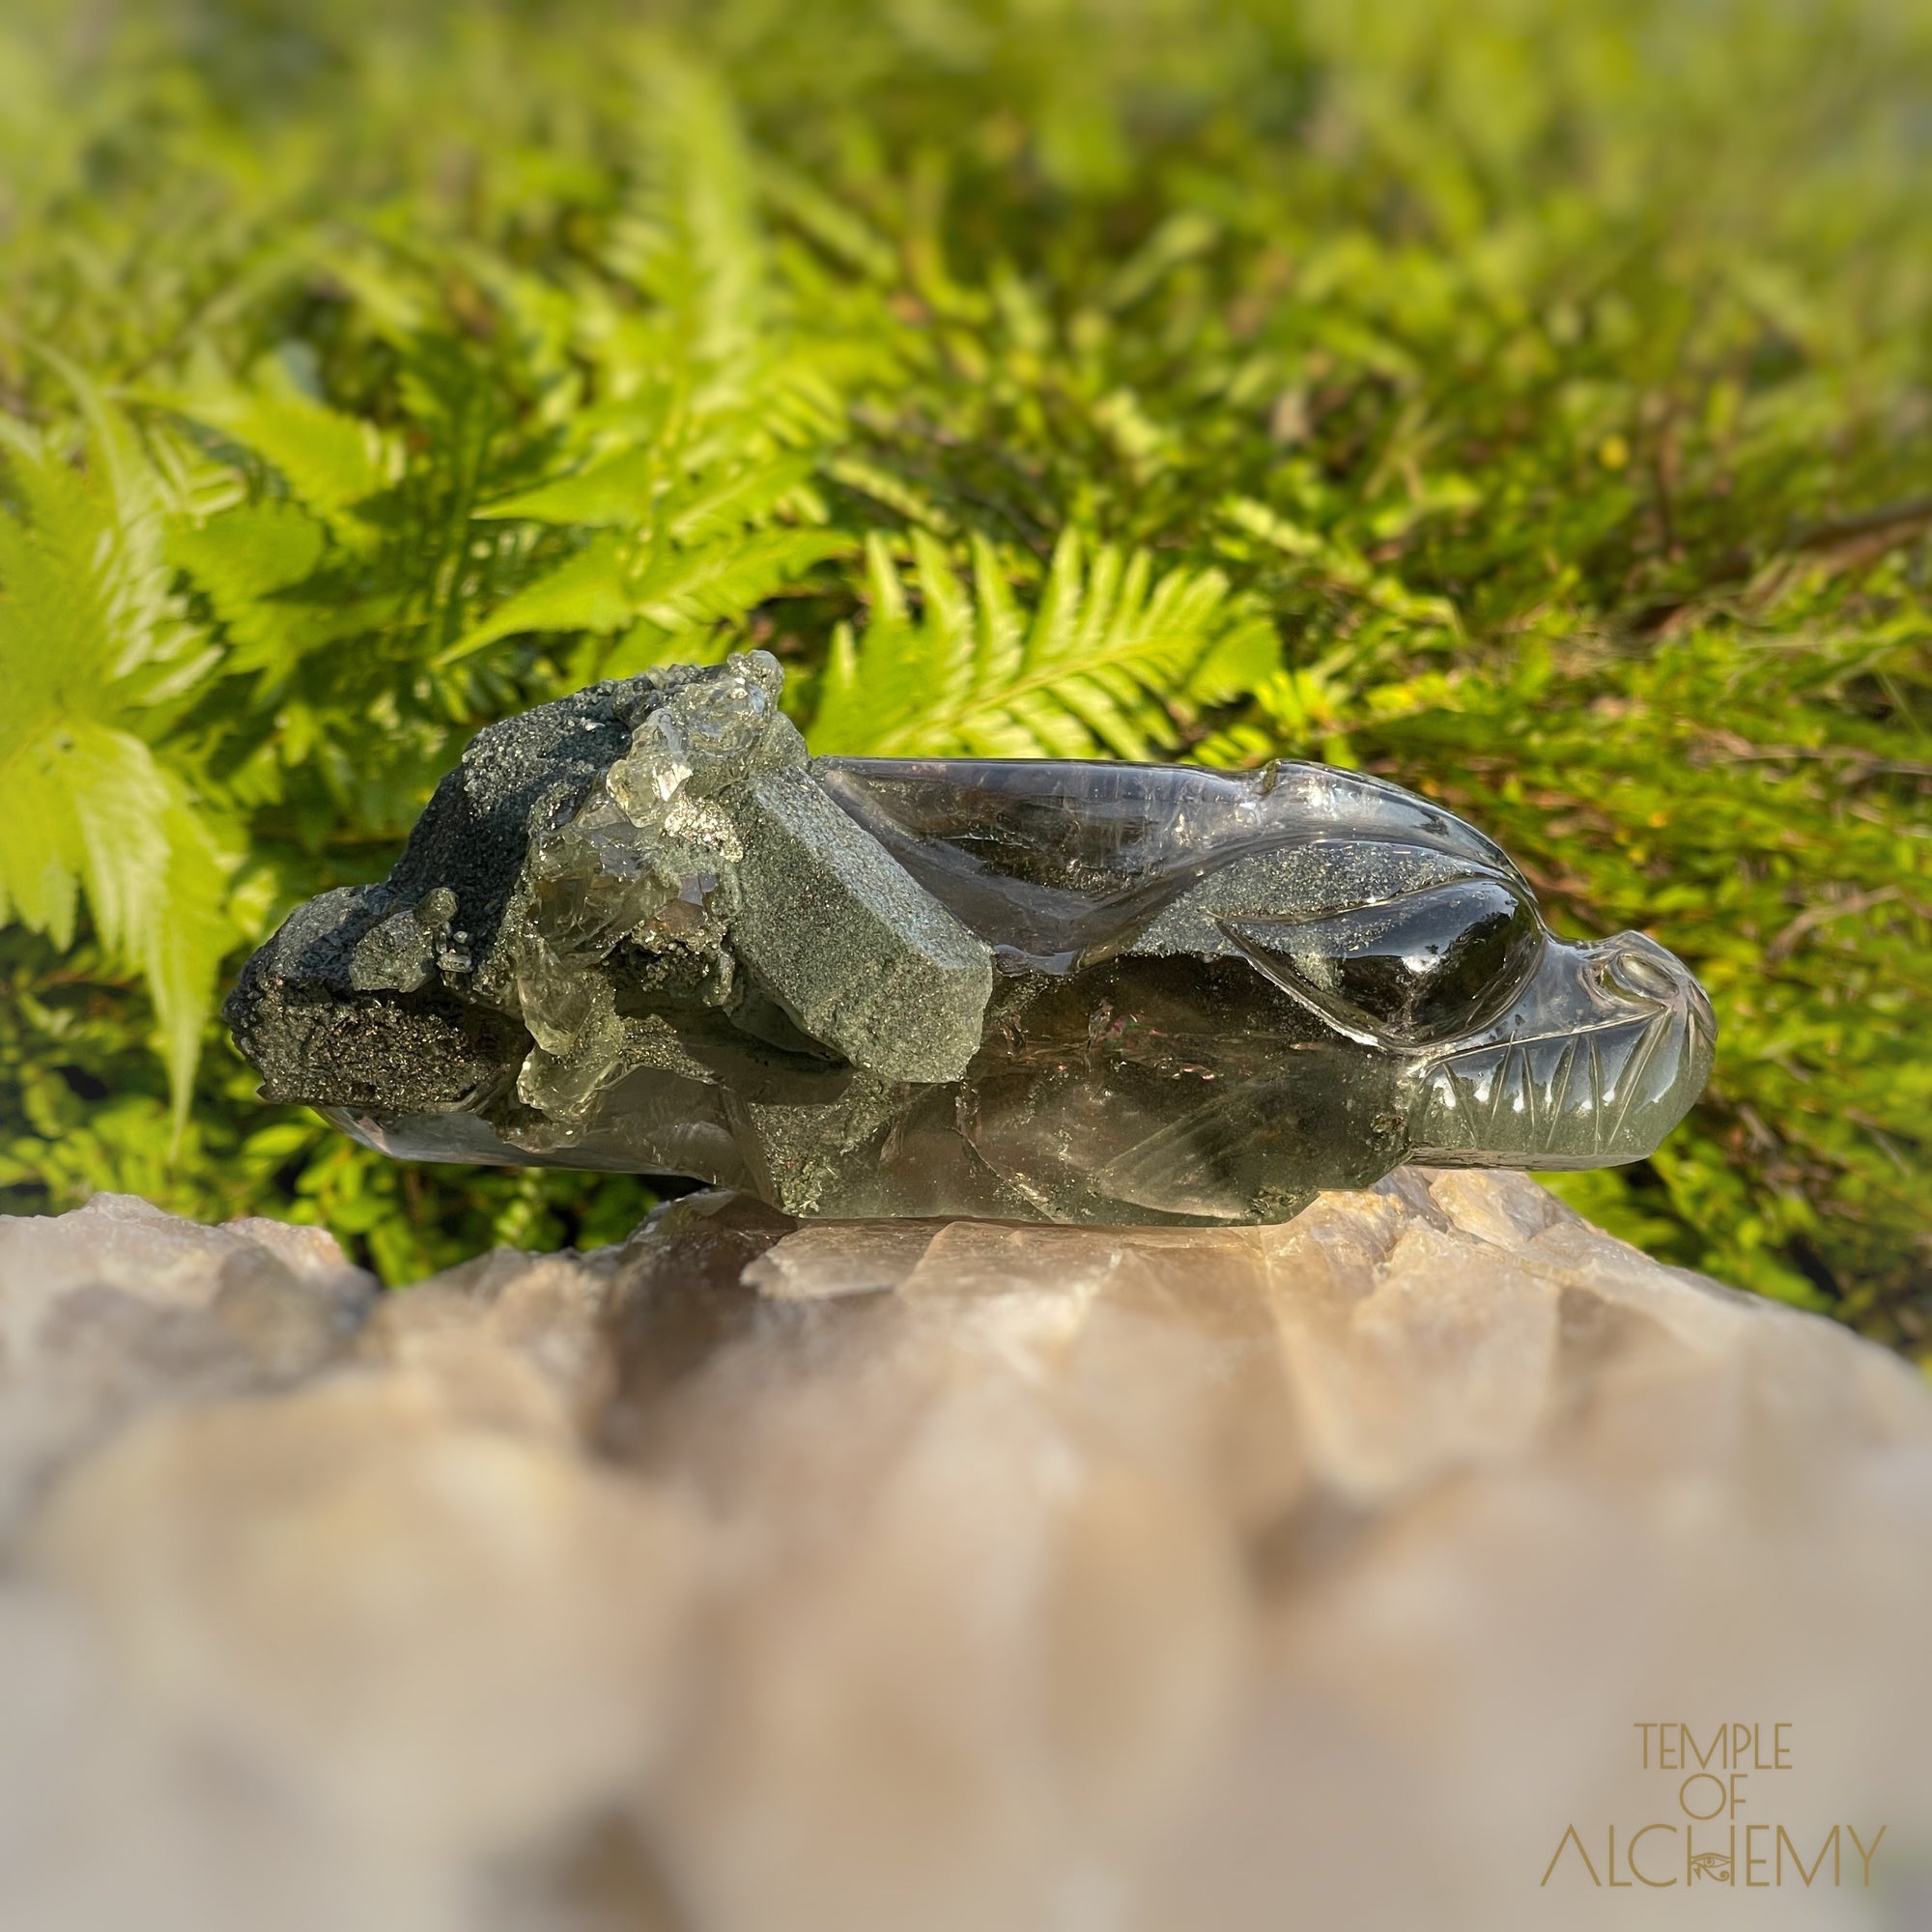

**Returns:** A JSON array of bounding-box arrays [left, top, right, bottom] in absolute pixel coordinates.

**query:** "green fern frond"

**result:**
[[167, 500, 327, 673], [436, 533, 635, 665], [632, 527, 849, 628], [630, 55, 768, 376], [806, 528, 1279, 759], [0, 396, 235, 1127], [478, 449, 665, 527], [177, 377, 396, 545], [437, 525, 849, 667], [432, 67, 842, 678]]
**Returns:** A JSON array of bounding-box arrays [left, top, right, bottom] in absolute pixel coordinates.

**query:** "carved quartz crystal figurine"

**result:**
[[227, 653, 1716, 1224]]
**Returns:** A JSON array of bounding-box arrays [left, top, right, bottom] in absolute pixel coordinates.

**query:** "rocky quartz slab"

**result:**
[[2, 1179, 1928, 1932]]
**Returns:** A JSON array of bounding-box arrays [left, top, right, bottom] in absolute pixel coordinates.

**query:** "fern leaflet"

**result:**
[[807, 529, 1278, 759]]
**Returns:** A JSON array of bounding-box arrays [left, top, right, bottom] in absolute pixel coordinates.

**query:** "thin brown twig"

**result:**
[[1765, 885, 1906, 964]]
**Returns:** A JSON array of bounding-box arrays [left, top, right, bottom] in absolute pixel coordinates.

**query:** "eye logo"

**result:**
[[1690, 1851, 1734, 1884]]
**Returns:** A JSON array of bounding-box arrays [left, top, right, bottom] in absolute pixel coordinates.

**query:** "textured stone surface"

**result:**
[[3, 1177, 1928, 1932], [730, 765, 994, 1083], [228, 657, 1717, 1223], [0, 1193, 373, 1539]]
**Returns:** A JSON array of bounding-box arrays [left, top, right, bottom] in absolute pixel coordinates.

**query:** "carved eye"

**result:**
[[1220, 876, 1543, 1046]]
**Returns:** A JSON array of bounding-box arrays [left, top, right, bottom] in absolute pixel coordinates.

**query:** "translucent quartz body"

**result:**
[[231, 656, 1716, 1225]]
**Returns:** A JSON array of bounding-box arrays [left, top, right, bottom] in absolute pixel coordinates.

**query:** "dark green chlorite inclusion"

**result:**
[[226, 654, 1717, 1225]]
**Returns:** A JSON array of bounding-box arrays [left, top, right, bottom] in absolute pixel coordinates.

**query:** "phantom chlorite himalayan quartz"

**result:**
[[227, 653, 1716, 1225]]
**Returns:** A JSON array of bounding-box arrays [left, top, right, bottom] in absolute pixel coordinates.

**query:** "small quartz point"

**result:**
[[227, 654, 1717, 1222]]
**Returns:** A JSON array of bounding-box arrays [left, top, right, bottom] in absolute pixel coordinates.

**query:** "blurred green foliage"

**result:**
[[0, 0, 1927, 1349]]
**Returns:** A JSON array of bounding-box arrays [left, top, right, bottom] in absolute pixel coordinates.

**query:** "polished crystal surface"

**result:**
[[226, 654, 1717, 1223]]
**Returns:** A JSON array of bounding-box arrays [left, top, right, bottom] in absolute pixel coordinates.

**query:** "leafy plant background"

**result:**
[[1, 0, 1926, 1352]]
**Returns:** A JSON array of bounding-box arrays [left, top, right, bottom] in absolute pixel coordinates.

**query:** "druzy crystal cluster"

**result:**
[[227, 655, 1715, 1224]]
